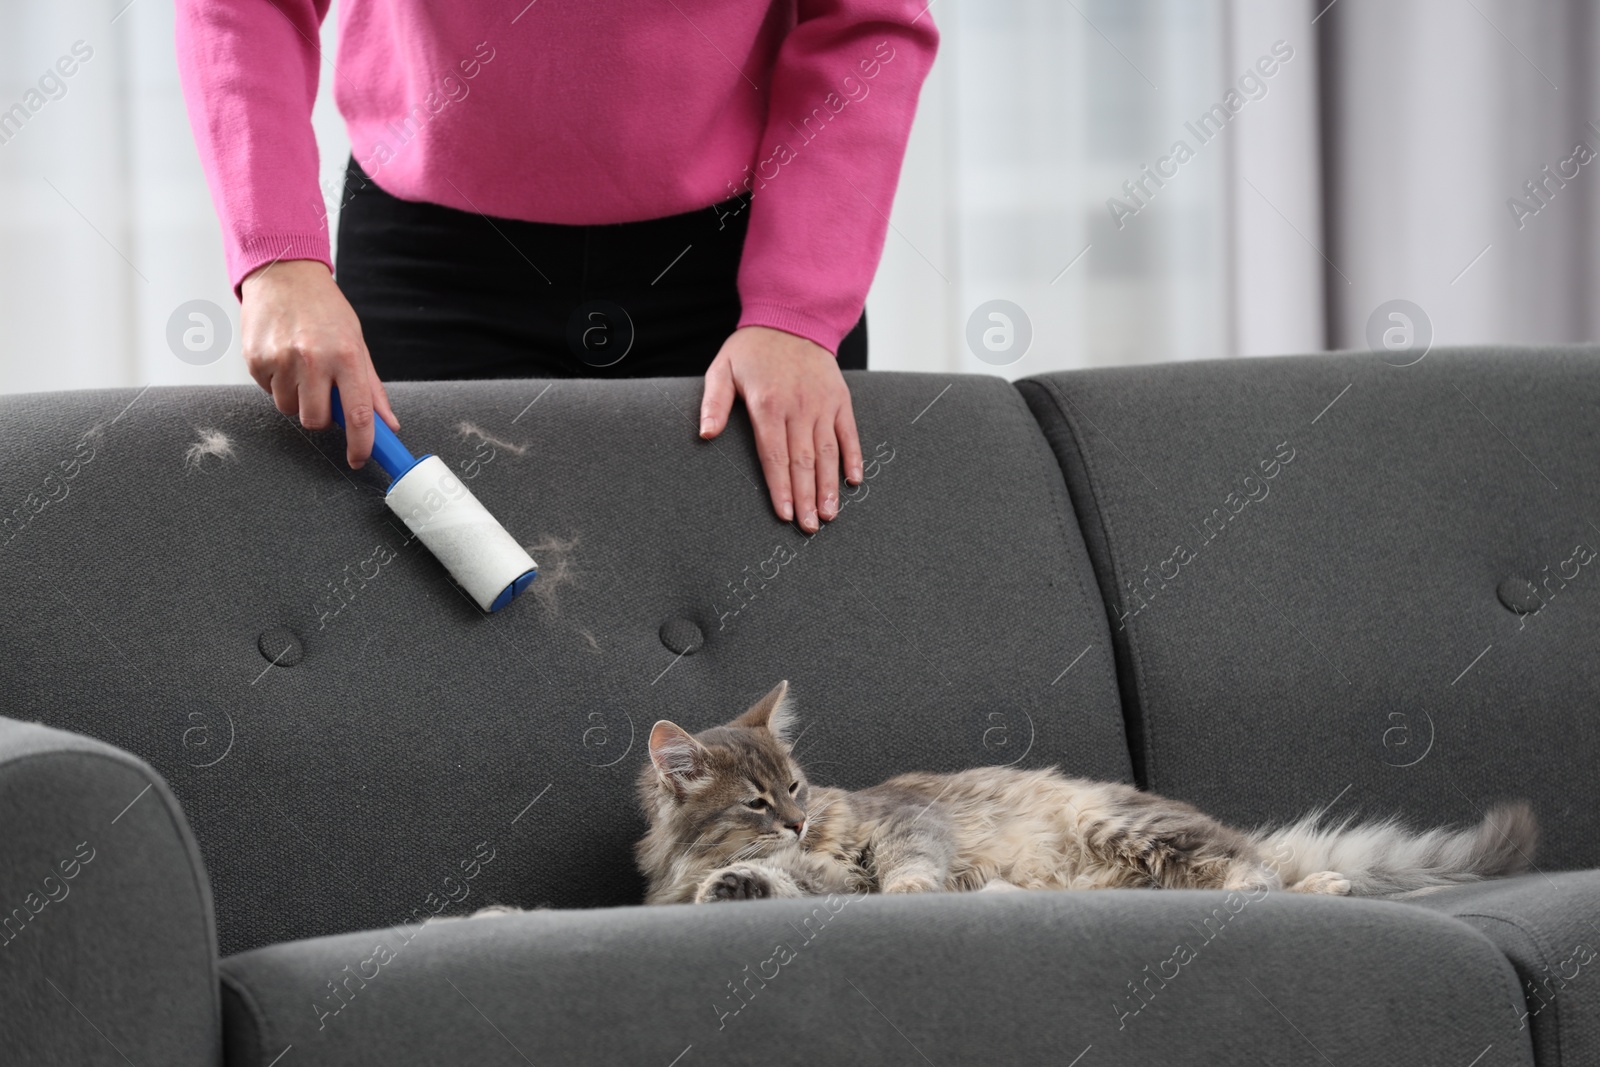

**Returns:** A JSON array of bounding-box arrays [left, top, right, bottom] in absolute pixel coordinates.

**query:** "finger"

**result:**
[[699, 352, 736, 439], [270, 362, 300, 420], [336, 373, 377, 470], [245, 358, 274, 394], [368, 360, 400, 432], [750, 398, 794, 523], [836, 396, 864, 485], [788, 417, 818, 534], [298, 370, 333, 431], [815, 417, 841, 522]]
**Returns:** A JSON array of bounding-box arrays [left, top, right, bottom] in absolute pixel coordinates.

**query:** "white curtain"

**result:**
[[1, 0, 1595, 396], [0, 0, 345, 396], [868, 0, 1324, 376], [1320, 0, 1600, 348]]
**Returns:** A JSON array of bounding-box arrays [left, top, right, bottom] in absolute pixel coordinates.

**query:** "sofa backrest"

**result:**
[[1020, 345, 1600, 870], [0, 373, 1128, 955]]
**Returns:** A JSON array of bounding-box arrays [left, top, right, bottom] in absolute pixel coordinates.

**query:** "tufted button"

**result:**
[[1496, 577, 1543, 615], [258, 626, 305, 667], [659, 618, 704, 656]]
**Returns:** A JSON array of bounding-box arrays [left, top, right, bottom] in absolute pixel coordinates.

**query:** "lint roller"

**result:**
[[330, 389, 538, 613]]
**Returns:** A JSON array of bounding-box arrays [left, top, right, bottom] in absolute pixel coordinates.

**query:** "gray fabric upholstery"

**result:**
[[220, 889, 1532, 1067], [1018, 346, 1600, 869], [1407, 872, 1600, 1067], [0, 373, 1127, 956], [7, 355, 1597, 1066], [0, 717, 219, 1065]]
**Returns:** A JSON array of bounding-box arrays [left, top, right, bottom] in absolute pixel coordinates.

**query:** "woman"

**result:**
[[175, 0, 937, 533]]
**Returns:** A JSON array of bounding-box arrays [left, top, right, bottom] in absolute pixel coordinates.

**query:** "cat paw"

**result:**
[[1288, 871, 1352, 896], [882, 874, 942, 894], [978, 878, 1024, 893], [1223, 863, 1282, 894], [696, 866, 775, 903]]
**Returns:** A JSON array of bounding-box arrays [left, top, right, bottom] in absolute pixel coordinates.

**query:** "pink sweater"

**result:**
[[175, 0, 937, 354]]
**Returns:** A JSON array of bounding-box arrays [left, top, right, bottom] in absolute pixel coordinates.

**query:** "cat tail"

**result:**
[[1250, 801, 1537, 897]]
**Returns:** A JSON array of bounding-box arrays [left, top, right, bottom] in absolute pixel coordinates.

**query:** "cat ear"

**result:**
[[648, 721, 709, 791], [731, 680, 795, 742]]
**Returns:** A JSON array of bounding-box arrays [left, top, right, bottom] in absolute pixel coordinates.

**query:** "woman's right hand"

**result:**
[[240, 259, 399, 469]]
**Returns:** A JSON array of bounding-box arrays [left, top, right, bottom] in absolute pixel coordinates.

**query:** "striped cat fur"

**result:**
[[636, 682, 1536, 904]]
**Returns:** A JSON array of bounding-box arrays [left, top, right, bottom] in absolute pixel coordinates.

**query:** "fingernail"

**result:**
[[781, 501, 794, 521], [822, 494, 838, 518], [699, 419, 714, 437], [850, 466, 863, 483], [803, 509, 818, 530]]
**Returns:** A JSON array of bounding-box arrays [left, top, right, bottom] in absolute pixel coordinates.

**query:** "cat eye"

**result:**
[[745, 798, 768, 810], [788, 781, 799, 794]]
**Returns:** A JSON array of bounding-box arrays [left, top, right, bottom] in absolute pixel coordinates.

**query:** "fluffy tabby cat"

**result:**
[[636, 682, 1536, 904]]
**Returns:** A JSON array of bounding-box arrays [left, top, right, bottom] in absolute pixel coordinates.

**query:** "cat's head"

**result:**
[[639, 681, 813, 853]]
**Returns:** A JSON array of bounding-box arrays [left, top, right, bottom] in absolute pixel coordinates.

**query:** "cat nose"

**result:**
[[785, 818, 806, 836]]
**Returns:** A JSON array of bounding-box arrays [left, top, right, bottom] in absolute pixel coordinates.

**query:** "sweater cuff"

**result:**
[[230, 233, 334, 299], [736, 301, 854, 357]]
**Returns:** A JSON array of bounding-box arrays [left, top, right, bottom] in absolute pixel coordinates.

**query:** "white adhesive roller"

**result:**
[[385, 455, 539, 612], [331, 389, 538, 613]]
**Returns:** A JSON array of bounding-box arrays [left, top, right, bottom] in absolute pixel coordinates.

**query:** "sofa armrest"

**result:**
[[0, 716, 220, 1065]]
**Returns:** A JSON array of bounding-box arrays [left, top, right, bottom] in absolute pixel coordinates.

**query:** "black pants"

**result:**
[[335, 158, 867, 379]]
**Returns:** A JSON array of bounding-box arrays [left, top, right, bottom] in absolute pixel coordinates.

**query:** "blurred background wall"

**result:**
[[2, 0, 1598, 394]]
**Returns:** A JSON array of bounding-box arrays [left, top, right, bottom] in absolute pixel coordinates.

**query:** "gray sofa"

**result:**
[[1, 346, 1594, 1066]]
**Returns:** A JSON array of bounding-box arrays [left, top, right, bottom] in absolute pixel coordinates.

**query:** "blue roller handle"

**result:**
[[329, 388, 425, 484], [327, 387, 538, 612]]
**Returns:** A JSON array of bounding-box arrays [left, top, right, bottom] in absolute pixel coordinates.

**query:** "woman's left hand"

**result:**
[[699, 326, 863, 533]]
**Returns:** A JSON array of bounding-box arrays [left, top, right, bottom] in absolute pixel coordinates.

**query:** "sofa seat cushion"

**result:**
[[1406, 871, 1600, 1066], [220, 890, 1531, 1067]]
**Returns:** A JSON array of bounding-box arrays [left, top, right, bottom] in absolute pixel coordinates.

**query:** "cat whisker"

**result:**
[[670, 831, 711, 850], [726, 842, 768, 865], [806, 796, 844, 820]]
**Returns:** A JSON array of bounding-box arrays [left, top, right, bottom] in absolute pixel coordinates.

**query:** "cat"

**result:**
[[635, 681, 1537, 905]]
